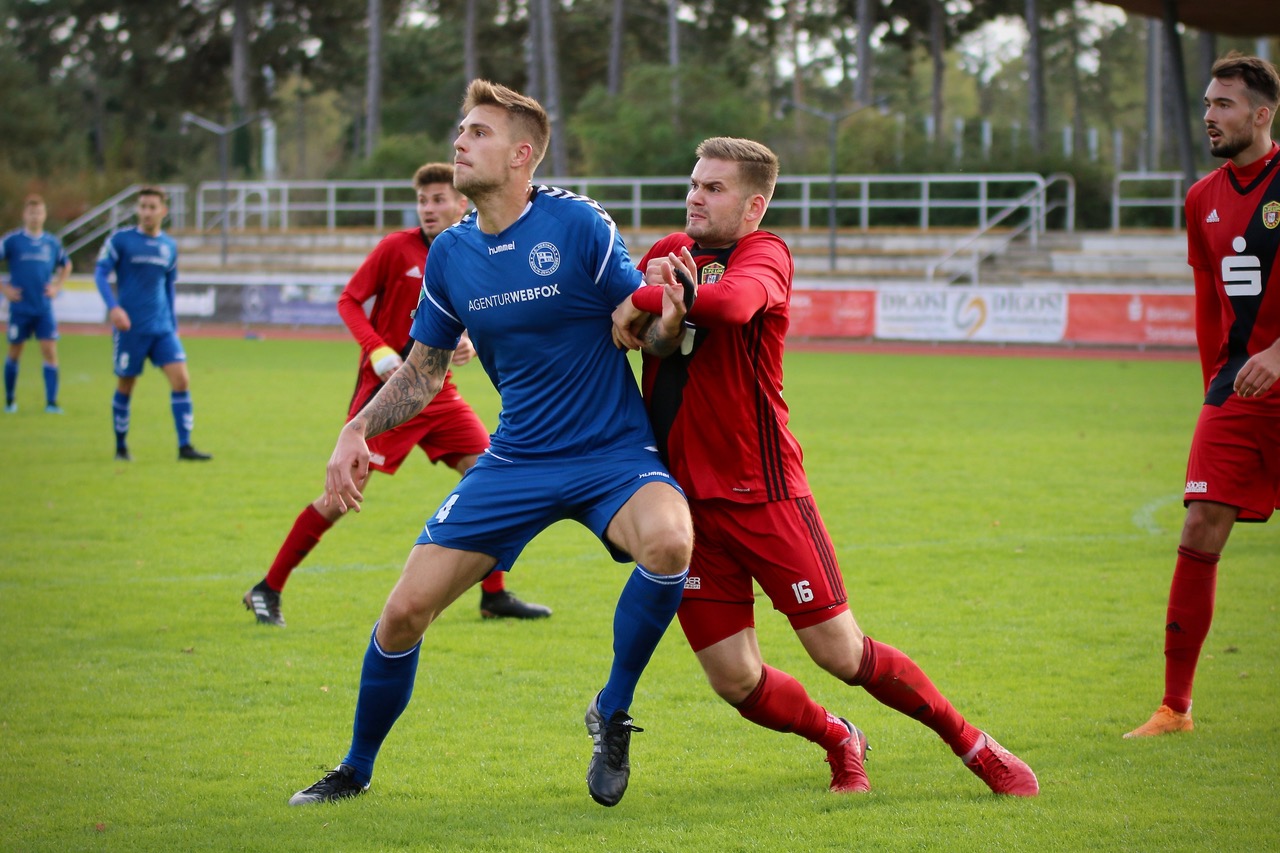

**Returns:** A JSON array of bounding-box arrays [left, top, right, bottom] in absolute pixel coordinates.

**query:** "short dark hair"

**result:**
[[461, 79, 551, 169], [1212, 51, 1280, 110], [694, 137, 780, 201], [413, 162, 457, 190], [137, 186, 168, 204]]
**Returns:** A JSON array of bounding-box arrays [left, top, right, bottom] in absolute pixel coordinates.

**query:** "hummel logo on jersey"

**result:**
[[1205, 209, 1220, 223], [405, 266, 422, 278], [1185, 480, 1208, 493]]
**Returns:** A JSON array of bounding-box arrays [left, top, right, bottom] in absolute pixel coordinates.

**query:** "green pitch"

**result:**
[[0, 334, 1275, 851]]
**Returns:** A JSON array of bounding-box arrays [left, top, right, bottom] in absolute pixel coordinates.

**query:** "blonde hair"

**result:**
[[462, 80, 551, 169], [695, 137, 780, 201]]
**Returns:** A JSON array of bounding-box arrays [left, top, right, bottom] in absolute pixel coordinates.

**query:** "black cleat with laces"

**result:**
[[288, 764, 369, 805], [243, 582, 285, 627], [178, 444, 213, 461], [480, 589, 552, 619], [585, 693, 643, 807]]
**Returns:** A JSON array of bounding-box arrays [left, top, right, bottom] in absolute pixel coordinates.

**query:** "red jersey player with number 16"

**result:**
[[1126, 52, 1280, 738], [614, 137, 1038, 796], [243, 163, 550, 627]]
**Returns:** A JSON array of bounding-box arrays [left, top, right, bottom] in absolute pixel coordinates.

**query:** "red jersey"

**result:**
[[1184, 142, 1280, 411], [634, 230, 808, 503], [337, 227, 456, 416]]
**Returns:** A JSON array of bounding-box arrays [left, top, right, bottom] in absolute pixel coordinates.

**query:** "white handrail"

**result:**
[[926, 173, 1075, 286]]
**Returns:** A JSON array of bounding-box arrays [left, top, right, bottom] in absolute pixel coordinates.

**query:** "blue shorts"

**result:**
[[113, 330, 185, 377], [7, 312, 57, 343], [414, 447, 684, 572]]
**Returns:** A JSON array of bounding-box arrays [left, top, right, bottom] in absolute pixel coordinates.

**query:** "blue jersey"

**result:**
[[94, 227, 179, 335], [1, 229, 69, 317], [410, 186, 653, 459]]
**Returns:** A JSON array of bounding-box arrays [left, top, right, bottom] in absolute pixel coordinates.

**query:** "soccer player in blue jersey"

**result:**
[[288, 79, 695, 809], [94, 187, 212, 462], [2, 195, 71, 413]]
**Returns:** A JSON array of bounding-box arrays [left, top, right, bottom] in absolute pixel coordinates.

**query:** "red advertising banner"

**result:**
[[1064, 292, 1196, 346], [789, 288, 876, 338]]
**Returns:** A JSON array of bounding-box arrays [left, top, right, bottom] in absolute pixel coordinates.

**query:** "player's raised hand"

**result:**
[[654, 248, 697, 337], [325, 422, 371, 513]]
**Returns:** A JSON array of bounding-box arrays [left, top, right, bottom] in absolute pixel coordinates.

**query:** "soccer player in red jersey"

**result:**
[[1126, 53, 1280, 738], [612, 137, 1038, 796], [243, 163, 550, 627]]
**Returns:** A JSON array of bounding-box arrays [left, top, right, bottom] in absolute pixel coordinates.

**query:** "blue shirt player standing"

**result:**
[[2, 195, 71, 413], [288, 80, 696, 809], [94, 186, 211, 462]]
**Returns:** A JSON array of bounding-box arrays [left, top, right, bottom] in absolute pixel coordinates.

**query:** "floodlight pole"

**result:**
[[778, 98, 883, 272], [181, 111, 267, 266]]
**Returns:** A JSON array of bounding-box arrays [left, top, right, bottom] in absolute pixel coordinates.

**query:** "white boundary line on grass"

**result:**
[[1131, 493, 1184, 536]]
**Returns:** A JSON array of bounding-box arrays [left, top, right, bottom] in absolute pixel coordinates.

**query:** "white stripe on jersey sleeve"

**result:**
[[535, 185, 620, 286]]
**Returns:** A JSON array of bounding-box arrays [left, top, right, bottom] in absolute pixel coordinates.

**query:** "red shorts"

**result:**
[[1184, 398, 1280, 522], [362, 384, 489, 475], [677, 496, 848, 652]]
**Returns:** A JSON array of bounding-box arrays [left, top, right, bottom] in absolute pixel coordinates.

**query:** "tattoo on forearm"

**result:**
[[350, 343, 449, 438], [642, 317, 682, 358]]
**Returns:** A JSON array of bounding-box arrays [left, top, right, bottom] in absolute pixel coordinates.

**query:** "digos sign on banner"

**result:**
[[874, 287, 1068, 343]]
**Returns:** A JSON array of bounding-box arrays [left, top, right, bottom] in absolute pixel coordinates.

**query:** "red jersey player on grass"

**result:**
[[243, 163, 550, 627], [1125, 52, 1280, 738], [612, 137, 1037, 796]]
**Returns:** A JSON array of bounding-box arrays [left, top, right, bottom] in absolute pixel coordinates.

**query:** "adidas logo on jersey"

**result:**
[[1205, 209, 1220, 223]]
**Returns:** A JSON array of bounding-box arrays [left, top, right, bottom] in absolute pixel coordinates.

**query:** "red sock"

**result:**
[[480, 573, 506, 594], [735, 665, 850, 751], [850, 636, 981, 756], [264, 504, 334, 591], [1162, 546, 1220, 714]]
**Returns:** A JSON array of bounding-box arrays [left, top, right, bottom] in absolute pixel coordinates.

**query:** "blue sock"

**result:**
[[43, 363, 58, 406], [341, 625, 421, 785], [171, 390, 193, 447], [4, 358, 17, 404], [112, 391, 131, 449], [597, 564, 688, 718]]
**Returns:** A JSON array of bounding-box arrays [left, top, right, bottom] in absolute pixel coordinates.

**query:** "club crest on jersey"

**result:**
[[529, 242, 560, 276], [1263, 201, 1280, 230], [700, 262, 726, 284]]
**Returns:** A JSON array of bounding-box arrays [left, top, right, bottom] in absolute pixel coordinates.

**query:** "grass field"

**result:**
[[1, 333, 1276, 852]]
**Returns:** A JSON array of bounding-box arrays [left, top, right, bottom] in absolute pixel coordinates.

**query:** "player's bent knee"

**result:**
[[635, 528, 693, 574]]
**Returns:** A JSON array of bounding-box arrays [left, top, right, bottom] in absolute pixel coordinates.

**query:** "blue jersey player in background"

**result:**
[[289, 80, 696, 810], [94, 186, 211, 462], [2, 195, 71, 413]]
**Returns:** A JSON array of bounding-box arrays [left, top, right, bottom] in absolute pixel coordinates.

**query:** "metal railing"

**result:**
[[927, 173, 1076, 285], [187, 173, 1059, 234], [57, 184, 189, 257], [1111, 172, 1187, 231]]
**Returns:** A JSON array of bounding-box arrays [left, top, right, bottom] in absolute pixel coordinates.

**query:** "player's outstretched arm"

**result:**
[[325, 342, 453, 512]]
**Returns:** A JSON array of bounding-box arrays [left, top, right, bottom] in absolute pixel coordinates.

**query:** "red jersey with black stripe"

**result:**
[[635, 230, 808, 503], [1185, 142, 1280, 410], [336, 227, 456, 417]]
